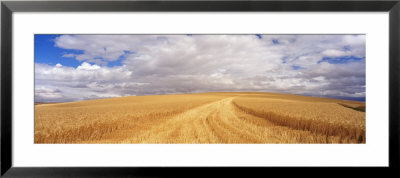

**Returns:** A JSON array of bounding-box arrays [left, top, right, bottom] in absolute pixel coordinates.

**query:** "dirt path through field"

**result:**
[[121, 97, 284, 143]]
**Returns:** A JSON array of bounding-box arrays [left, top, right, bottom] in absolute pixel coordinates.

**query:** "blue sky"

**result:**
[[35, 34, 366, 102], [35, 35, 81, 67], [318, 56, 364, 64], [35, 35, 125, 68]]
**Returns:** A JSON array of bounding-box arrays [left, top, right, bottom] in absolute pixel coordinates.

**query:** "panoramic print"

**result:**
[[34, 34, 366, 144]]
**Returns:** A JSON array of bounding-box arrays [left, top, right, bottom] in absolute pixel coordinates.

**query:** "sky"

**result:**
[[34, 34, 366, 102]]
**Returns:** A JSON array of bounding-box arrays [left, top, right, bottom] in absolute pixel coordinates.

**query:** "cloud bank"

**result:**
[[35, 35, 365, 102]]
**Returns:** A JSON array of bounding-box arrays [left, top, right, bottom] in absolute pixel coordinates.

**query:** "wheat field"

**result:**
[[35, 92, 366, 144]]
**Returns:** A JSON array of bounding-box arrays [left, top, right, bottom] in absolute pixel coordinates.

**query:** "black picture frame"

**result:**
[[1, 0, 399, 177]]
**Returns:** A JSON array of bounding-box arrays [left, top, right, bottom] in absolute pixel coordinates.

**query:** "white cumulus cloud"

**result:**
[[35, 34, 366, 102]]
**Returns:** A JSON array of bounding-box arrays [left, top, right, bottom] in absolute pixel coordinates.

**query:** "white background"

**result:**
[[13, 12, 388, 167]]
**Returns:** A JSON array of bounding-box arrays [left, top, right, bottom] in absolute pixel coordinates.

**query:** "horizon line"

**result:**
[[34, 91, 366, 104]]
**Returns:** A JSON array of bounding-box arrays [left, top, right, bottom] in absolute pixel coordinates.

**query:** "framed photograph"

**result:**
[[1, 0, 399, 177]]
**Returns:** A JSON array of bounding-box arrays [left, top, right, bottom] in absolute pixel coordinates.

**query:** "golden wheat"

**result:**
[[35, 92, 366, 144], [232, 95, 365, 143]]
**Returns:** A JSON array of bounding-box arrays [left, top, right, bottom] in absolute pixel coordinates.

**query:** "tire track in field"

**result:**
[[122, 97, 282, 143]]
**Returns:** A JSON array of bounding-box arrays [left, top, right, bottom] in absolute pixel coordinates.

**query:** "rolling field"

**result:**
[[35, 92, 366, 144]]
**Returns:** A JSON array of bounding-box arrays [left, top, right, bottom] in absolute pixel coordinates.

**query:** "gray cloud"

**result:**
[[35, 35, 366, 102], [35, 87, 65, 102]]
